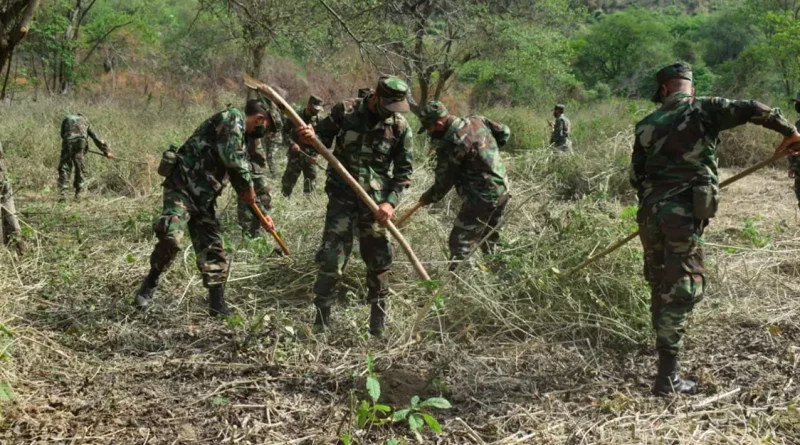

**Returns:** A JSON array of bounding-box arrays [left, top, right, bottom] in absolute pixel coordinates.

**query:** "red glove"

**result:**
[[239, 187, 256, 206]]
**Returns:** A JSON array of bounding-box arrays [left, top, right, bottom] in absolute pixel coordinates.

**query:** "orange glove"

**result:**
[[239, 187, 256, 206]]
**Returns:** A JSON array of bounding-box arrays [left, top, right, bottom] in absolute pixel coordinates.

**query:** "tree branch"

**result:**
[[79, 20, 134, 65]]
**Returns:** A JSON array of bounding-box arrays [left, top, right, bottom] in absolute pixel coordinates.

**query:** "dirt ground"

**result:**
[[2, 167, 800, 444]]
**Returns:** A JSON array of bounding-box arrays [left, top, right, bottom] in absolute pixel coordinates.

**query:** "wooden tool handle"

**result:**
[[249, 202, 290, 255], [396, 202, 423, 228]]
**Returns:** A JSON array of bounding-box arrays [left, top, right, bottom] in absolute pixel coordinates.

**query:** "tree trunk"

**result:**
[[0, 0, 41, 79], [246, 44, 265, 99], [60, 0, 89, 94], [0, 50, 13, 100]]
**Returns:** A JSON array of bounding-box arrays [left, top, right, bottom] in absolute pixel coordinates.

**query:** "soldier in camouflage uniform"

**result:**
[[549, 104, 571, 151], [0, 143, 24, 255], [298, 77, 414, 336], [58, 114, 114, 201], [281, 95, 324, 198], [263, 132, 281, 178], [789, 93, 800, 206], [415, 101, 511, 271], [236, 136, 273, 238], [135, 98, 282, 316], [632, 62, 800, 396]]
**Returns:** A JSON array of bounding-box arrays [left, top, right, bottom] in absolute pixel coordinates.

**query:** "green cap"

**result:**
[[357, 88, 372, 99], [376, 76, 410, 113], [308, 95, 323, 112], [417, 100, 448, 133], [652, 61, 693, 103]]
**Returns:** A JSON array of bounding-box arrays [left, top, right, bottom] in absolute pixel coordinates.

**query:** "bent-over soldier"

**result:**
[[416, 101, 511, 271], [236, 136, 274, 238], [58, 113, 114, 201], [632, 62, 800, 396], [136, 98, 281, 316]]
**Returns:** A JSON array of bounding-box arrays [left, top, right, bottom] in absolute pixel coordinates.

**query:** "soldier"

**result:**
[[58, 113, 114, 201], [236, 136, 274, 238], [631, 62, 800, 396], [415, 101, 511, 271], [789, 93, 800, 207], [0, 143, 24, 255], [281, 95, 324, 198], [549, 104, 572, 151], [297, 77, 413, 336], [135, 98, 281, 316]]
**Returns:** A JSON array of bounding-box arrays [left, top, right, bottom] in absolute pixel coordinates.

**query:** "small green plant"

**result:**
[[740, 216, 771, 247], [392, 395, 452, 440], [355, 353, 392, 428]]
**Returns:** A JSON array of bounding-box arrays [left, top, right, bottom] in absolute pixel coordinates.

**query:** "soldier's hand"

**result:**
[[291, 143, 301, 152], [375, 202, 394, 225], [298, 126, 316, 145], [240, 187, 257, 206], [776, 131, 800, 156], [106, 153, 115, 159], [262, 214, 276, 232], [310, 156, 318, 164]]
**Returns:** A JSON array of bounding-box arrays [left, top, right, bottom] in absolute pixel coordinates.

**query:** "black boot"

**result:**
[[313, 305, 331, 333], [369, 301, 386, 337], [135, 268, 160, 309], [652, 351, 696, 396], [208, 286, 232, 317]]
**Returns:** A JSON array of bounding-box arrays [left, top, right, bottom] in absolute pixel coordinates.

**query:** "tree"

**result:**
[[0, 0, 41, 98]]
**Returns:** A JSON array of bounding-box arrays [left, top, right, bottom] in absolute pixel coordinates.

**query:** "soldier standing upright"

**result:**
[[415, 101, 511, 271], [236, 136, 274, 238], [281, 95, 324, 198], [297, 77, 413, 336], [135, 98, 281, 316], [549, 104, 572, 151], [58, 113, 114, 201], [631, 62, 800, 396], [0, 143, 24, 255]]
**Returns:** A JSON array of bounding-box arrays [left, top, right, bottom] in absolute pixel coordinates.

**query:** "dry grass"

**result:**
[[1, 97, 800, 443]]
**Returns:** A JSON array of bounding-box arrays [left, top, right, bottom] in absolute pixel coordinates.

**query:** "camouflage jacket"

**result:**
[[790, 119, 800, 173], [550, 115, 571, 145], [631, 92, 796, 206], [171, 108, 253, 204], [284, 107, 323, 159], [61, 114, 106, 150], [421, 116, 510, 208], [315, 100, 413, 207], [246, 137, 267, 171]]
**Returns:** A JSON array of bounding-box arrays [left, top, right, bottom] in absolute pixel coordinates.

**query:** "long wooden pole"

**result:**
[[561, 151, 790, 278], [244, 74, 431, 282]]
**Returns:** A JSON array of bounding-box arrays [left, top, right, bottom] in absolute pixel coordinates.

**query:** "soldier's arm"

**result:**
[[482, 117, 511, 148], [60, 118, 69, 139], [386, 126, 414, 208], [703, 98, 796, 136], [216, 111, 253, 195], [630, 131, 647, 202], [315, 103, 346, 148], [420, 143, 460, 205], [248, 137, 267, 168]]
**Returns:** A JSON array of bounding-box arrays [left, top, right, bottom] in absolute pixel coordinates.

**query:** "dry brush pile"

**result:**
[[1, 97, 800, 443]]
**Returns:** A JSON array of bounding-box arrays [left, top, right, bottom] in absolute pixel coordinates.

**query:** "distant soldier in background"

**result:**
[[549, 104, 572, 151], [0, 143, 24, 255], [58, 113, 114, 201], [415, 101, 511, 271], [263, 132, 281, 178], [632, 62, 800, 396], [135, 98, 281, 316], [298, 77, 414, 337], [789, 93, 800, 208], [281, 95, 324, 198], [236, 136, 274, 238]]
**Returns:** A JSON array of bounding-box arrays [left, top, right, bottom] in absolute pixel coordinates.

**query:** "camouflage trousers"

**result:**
[[638, 195, 705, 356], [57, 138, 88, 197], [148, 186, 228, 288], [552, 138, 572, 152], [237, 163, 273, 238], [449, 199, 507, 271], [313, 191, 392, 308], [265, 143, 278, 177], [281, 151, 317, 197]]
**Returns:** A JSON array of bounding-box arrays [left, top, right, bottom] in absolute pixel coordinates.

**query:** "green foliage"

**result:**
[[740, 216, 772, 248], [392, 395, 452, 439]]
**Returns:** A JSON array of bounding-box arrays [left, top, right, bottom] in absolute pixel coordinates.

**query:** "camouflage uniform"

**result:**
[[149, 107, 269, 288], [236, 136, 273, 237], [0, 143, 23, 254], [631, 67, 796, 359], [263, 132, 281, 177], [58, 114, 108, 199], [281, 96, 324, 197], [789, 91, 800, 206], [418, 101, 511, 270], [550, 105, 571, 151], [312, 79, 413, 311]]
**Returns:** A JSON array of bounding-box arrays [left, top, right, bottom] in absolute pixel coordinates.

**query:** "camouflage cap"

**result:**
[[376, 76, 410, 113], [308, 95, 324, 112], [554, 104, 565, 111], [417, 100, 449, 134], [357, 88, 372, 99], [246, 96, 283, 133], [652, 62, 693, 103]]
